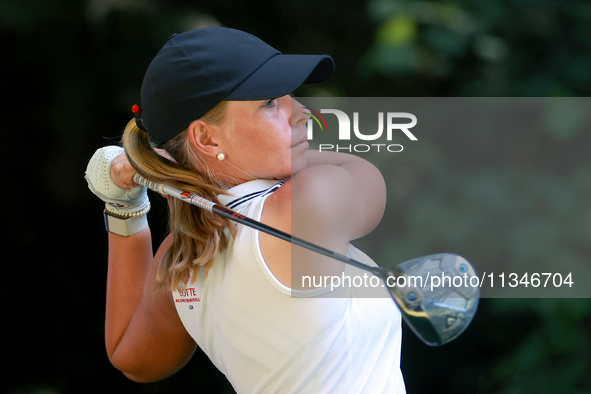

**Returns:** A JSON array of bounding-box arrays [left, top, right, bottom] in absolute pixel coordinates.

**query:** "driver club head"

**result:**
[[386, 254, 480, 346]]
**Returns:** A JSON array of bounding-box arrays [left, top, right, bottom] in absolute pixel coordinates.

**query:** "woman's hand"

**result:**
[[85, 146, 150, 218], [110, 147, 174, 192], [110, 152, 138, 190]]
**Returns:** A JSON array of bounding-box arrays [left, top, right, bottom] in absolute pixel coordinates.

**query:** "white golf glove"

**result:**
[[85, 146, 150, 235]]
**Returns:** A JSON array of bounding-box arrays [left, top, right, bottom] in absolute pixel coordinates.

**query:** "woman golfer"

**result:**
[[86, 27, 405, 393]]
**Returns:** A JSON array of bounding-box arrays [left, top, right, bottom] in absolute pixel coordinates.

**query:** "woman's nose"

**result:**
[[289, 96, 310, 127]]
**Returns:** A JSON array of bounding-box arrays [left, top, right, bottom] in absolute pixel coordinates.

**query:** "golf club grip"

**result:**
[[132, 174, 381, 275]]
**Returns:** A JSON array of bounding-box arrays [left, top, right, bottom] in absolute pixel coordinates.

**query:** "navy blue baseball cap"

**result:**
[[140, 27, 335, 145]]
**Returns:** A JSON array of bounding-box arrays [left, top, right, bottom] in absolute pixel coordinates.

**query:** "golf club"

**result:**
[[133, 174, 480, 346]]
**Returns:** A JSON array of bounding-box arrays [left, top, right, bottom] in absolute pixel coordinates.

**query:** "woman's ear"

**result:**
[[186, 120, 220, 158]]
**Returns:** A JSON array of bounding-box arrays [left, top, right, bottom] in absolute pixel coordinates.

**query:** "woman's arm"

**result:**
[[106, 233, 197, 382], [93, 150, 196, 382], [300, 149, 387, 240], [105, 228, 153, 361], [261, 150, 387, 288]]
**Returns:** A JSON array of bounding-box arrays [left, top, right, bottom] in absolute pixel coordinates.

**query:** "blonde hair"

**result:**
[[122, 101, 236, 291]]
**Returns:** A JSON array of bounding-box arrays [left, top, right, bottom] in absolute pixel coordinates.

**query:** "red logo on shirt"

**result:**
[[176, 287, 201, 303]]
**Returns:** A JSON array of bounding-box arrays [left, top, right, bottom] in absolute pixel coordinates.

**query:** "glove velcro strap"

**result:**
[[103, 206, 150, 237]]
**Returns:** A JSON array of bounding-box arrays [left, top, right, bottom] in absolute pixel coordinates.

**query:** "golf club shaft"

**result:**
[[132, 174, 481, 347], [133, 174, 383, 276]]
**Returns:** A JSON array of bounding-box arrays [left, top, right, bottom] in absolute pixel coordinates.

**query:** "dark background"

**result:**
[[2, 0, 590, 393]]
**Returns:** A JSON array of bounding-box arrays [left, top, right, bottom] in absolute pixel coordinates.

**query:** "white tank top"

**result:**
[[172, 179, 405, 394]]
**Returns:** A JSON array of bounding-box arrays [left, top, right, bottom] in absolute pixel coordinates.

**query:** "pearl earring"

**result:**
[[217, 152, 225, 161]]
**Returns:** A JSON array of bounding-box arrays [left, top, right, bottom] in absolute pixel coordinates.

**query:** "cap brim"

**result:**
[[224, 54, 334, 100]]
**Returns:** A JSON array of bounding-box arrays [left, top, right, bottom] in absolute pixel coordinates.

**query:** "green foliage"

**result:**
[[361, 0, 591, 96], [363, 97, 591, 391], [488, 299, 591, 394], [368, 102, 591, 391]]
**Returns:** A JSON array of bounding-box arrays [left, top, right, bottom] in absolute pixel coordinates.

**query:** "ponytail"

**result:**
[[122, 102, 235, 291]]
